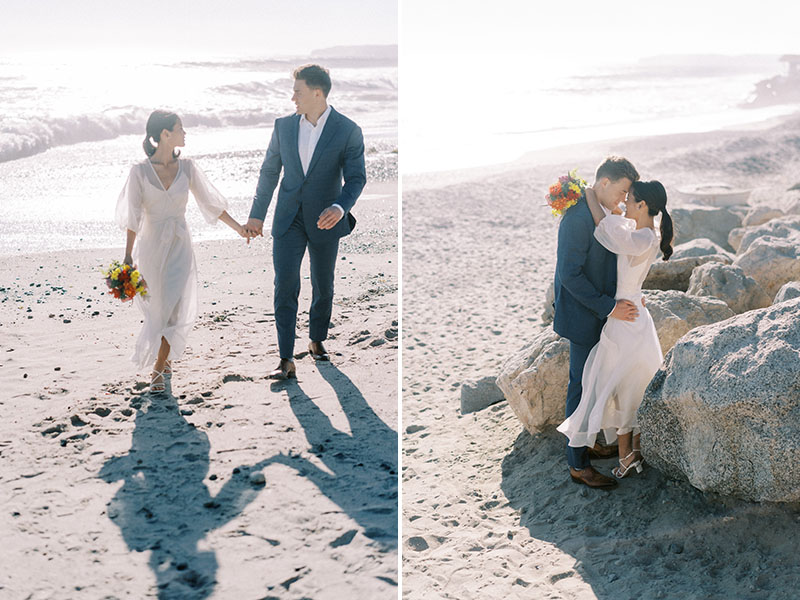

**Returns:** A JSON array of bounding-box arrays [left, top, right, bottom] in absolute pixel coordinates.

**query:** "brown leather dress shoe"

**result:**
[[569, 466, 618, 488], [587, 442, 619, 460], [308, 341, 330, 361], [267, 359, 296, 380]]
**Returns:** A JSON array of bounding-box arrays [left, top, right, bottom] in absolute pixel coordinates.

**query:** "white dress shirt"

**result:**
[[299, 105, 343, 217]]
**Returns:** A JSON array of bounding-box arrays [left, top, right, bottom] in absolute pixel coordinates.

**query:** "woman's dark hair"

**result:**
[[143, 110, 181, 158], [631, 180, 673, 260], [293, 63, 332, 97]]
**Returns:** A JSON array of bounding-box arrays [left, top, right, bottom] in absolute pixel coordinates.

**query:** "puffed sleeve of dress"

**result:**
[[115, 165, 144, 233], [187, 158, 228, 224], [594, 214, 656, 256]]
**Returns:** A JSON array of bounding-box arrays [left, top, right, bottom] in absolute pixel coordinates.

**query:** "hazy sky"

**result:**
[[400, 0, 800, 172], [0, 0, 398, 57], [402, 0, 800, 65]]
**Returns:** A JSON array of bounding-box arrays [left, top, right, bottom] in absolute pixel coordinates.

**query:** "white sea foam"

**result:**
[[0, 50, 397, 256], [0, 54, 397, 164]]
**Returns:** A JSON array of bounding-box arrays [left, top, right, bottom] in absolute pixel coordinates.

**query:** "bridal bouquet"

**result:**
[[546, 169, 587, 217], [102, 260, 147, 301]]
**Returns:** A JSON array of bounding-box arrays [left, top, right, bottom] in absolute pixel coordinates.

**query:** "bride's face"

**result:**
[[624, 191, 646, 219], [163, 119, 186, 148]]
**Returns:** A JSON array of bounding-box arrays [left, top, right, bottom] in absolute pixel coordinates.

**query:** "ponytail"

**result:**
[[659, 208, 673, 261], [631, 179, 673, 260], [143, 135, 157, 157], [142, 110, 181, 159]]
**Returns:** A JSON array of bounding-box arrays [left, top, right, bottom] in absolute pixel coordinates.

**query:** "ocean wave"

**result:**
[[0, 107, 279, 163], [212, 75, 397, 97], [174, 49, 397, 72]]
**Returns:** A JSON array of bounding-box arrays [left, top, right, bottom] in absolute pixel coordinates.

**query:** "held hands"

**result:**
[[610, 299, 639, 322], [317, 206, 344, 230], [242, 218, 265, 244]]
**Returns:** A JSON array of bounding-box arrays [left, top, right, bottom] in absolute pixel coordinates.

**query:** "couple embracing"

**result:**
[[115, 64, 365, 391], [553, 157, 674, 488]]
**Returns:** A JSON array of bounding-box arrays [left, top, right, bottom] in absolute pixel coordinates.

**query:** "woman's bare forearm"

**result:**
[[585, 188, 605, 226], [124, 229, 136, 264]]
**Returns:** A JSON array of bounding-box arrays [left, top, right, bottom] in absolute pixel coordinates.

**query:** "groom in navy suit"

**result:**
[[245, 64, 366, 379], [553, 156, 639, 488]]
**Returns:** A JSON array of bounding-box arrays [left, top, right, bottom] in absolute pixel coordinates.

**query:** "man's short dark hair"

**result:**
[[293, 64, 332, 97], [595, 156, 639, 183]]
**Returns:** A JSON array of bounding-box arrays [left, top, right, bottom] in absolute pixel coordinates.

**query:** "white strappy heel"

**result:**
[[612, 452, 644, 479], [150, 369, 167, 393]]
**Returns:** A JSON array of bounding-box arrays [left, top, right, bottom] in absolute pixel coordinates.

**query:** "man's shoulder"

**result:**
[[559, 197, 591, 229], [275, 113, 299, 127], [329, 107, 360, 132]]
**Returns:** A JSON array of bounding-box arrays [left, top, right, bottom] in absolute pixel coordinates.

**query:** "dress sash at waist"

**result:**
[[143, 215, 189, 240], [615, 289, 643, 303]]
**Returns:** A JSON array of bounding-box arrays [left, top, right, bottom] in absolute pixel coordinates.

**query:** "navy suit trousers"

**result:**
[[566, 341, 593, 469], [272, 207, 339, 359]]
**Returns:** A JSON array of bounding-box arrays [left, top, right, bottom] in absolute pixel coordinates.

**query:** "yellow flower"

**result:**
[[111, 268, 120, 281]]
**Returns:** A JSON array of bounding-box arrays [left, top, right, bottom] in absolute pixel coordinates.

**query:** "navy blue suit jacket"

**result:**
[[249, 107, 366, 242], [552, 197, 617, 347]]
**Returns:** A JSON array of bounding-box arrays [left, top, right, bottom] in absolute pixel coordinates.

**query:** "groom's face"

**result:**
[[292, 79, 322, 116], [599, 177, 633, 211]]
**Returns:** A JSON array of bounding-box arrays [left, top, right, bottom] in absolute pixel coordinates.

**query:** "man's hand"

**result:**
[[243, 218, 264, 240], [610, 299, 639, 322], [317, 206, 344, 230]]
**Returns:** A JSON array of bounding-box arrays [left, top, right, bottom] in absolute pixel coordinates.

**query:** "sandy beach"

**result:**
[[401, 116, 800, 599], [0, 181, 398, 599]]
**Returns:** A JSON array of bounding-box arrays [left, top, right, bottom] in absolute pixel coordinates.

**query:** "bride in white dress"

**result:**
[[557, 180, 674, 478], [115, 110, 248, 392]]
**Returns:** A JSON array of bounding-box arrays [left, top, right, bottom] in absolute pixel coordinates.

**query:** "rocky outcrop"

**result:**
[[734, 235, 800, 298], [460, 375, 506, 414], [774, 281, 800, 304], [736, 215, 800, 255], [728, 227, 746, 253], [643, 254, 732, 292], [496, 329, 569, 434], [498, 293, 733, 434], [671, 206, 742, 251], [742, 205, 784, 228], [686, 262, 771, 314], [644, 290, 734, 355], [670, 238, 733, 261], [638, 298, 800, 503]]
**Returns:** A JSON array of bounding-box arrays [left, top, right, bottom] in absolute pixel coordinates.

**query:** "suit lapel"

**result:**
[[305, 107, 340, 179], [285, 114, 304, 178]]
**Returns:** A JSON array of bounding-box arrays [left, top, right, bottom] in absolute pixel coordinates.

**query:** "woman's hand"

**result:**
[[123, 254, 133, 266], [236, 224, 253, 244]]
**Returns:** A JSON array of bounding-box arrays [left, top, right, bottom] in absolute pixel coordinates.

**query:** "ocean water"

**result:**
[[403, 54, 800, 173], [0, 49, 397, 256]]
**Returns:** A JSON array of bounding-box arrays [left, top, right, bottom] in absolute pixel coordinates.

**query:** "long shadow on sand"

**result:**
[[98, 390, 273, 600], [266, 361, 398, 552], [501, 428, 800, 600]]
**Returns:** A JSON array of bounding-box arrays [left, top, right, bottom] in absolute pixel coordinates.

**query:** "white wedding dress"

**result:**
[[115, 158, 227, 369], [557, 214, 663, 448]]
